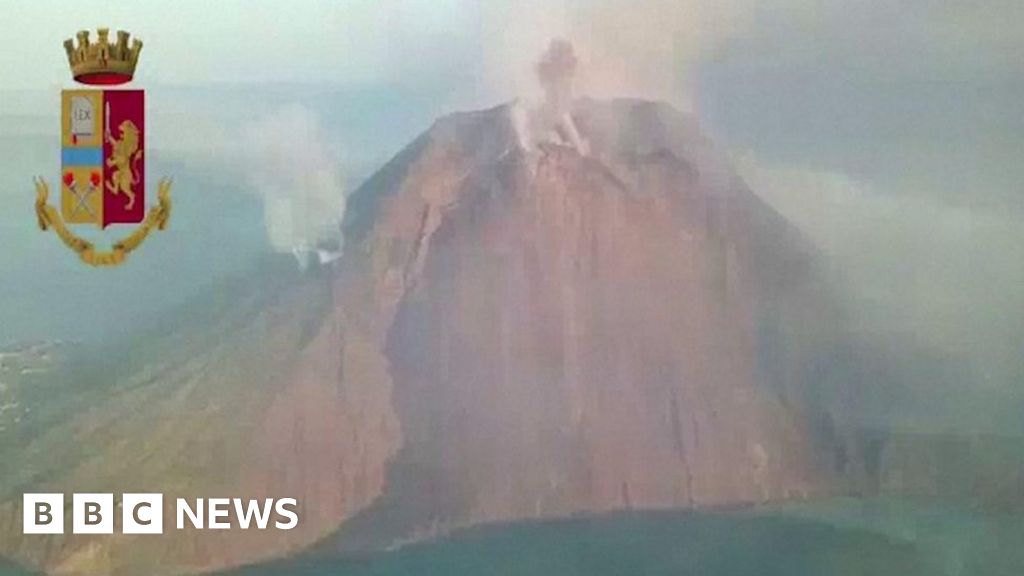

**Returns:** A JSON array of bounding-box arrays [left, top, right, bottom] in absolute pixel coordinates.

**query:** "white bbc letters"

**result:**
[[23, 494, 64, 534], [73, 493, 114, 534], [122, 494, 163, 534], [23, 494, 299, 534]]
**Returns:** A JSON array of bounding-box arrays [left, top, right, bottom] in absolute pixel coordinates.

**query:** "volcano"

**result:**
[[0, 98, 847, 574], [333, 97, 835, 543]]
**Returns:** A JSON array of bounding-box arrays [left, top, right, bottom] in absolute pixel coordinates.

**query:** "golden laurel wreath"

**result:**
[[34, 177, 172, 267]]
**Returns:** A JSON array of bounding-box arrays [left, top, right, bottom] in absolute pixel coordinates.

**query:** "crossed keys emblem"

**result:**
[[63, 170, 100, 218]]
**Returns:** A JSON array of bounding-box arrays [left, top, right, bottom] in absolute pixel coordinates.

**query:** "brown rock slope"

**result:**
[[0, 266, 400, 575], [333, 98, 831, 546]]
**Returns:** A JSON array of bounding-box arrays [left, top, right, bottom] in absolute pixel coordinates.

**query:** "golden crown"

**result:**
[[63, 28, 142, 85]]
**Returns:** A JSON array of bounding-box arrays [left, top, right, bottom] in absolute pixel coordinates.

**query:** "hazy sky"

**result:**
[[4, 1, 1019, 99], [5, 1, 1022, 171], [4, 1, 474, 89], [5, 1, 1022, 203]]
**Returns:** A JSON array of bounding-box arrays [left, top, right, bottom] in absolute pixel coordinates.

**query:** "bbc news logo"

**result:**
[[23, 494, 299, 534]]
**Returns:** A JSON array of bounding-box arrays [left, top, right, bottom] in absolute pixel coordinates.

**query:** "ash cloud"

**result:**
[[536, 39, 578, 115], [480, 0, 759, 109], [526, 39, 589, 155]]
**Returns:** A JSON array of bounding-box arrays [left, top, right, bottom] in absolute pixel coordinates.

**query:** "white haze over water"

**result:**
[[737, 154, 1024, 382]]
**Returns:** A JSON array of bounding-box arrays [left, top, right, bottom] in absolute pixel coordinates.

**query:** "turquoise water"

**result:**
[[225, 501, 1024, 576], [2, 503, 1019, 576]]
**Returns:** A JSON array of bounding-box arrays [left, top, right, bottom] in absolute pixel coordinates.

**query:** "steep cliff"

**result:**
[[333, 98, 832, 545]]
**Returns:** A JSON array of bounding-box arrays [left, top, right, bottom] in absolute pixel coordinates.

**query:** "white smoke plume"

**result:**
[[242, 105, 345, 261], [522, 39, 588, 155], [481, 0, 760, 109], [536, 39, 577, 115]]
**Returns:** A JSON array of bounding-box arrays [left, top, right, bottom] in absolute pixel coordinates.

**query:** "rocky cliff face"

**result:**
[[332, 98, 831, 545], [0, 99, 841, 574]]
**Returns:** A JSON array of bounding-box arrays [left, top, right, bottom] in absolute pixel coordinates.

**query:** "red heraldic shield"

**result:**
[[102, 90, 145, 226]]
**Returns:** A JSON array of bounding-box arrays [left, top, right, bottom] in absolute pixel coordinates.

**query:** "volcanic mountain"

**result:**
[[0, 98, 852, 574], [332, 97, 837, 543]]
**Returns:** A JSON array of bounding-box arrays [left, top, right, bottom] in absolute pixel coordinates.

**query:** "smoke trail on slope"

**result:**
[[242, 105, 345, 261]]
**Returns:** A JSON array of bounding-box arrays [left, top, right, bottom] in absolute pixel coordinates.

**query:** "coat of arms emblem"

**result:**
[[34, 28, 171, 267]]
